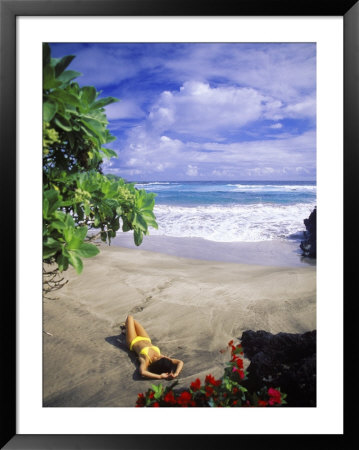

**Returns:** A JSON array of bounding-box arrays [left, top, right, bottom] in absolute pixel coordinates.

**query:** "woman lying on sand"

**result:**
[[125, 315, 184, 380]]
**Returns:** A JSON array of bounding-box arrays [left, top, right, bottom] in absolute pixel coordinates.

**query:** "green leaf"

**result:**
[[56, 253, 69, 272], [43, 189, 62, 215], [43, 247, 58, 259], [43, 197, 49, 218], [152, 384, 163, 400], [54, 55, 76, 77], [75, 242, 100, 258], [136, 191, 156, 211], [43, 237, 62, 249], [100, 147, 118, 159], [57, 70, 82, 85], [43, 237, 62, 259], [140, 210, 158, 229], [67, 226, 88, 249], [63, 215, 75, 243], [92, 97, 118, 109], [80, 120, 104, 144], [122, 220, 132, 232], [81, 86, 97, 105], [49, 219, 66, 231], [134, 229, 143, 246], [64, 214, 75, 228], [43, 101, 58, 122], [49, 89, 81, 107], [43, 43, 51, 67], [54, 115, 72, 132], [68, 251, 83, 274], [134, 213, 148, 232], [43, 65, 58, 90], [84, 203, 91, 216]]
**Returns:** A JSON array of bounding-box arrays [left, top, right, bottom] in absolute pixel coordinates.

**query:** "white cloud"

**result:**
[[186, 165, 198, 176], [284, 97, 316, 118], [114, 122, 315, 180], [94, 44, 316, 180], [295, 166, 310, 174], [148, 81, 268, 138], [164, 43, 316, 103], [105, 100, 145, 120]]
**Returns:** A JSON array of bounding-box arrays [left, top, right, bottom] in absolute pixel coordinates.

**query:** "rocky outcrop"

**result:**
[[300, 207, 316, 258], [240, 329, 316, 407]]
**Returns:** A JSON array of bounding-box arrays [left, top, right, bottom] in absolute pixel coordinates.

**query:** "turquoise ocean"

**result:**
[[134, 181, 316, 244]]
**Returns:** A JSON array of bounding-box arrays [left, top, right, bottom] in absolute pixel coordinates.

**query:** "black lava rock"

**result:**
[[240, 329, 316, 407], [300, 207, 316, 258]]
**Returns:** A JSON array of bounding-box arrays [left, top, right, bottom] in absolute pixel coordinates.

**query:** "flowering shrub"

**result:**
[[136, 340, 287, 407]]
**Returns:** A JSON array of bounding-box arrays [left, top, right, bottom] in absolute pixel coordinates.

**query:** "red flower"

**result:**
[[148, 391, 154, 399], [153, 402, 160, 407], [258, 400, 268, 407], [228, 340, 234, 346], [136, 393, 145, 407], [177, 391, 192, 406], [205, 374, 221, 386], [233, 387, 239, 394], [238, 369, 245, 380], [164, 391, 176, 405], [205, 385, 214, 397], [205, 374, 216, 385], [190, 378, 201, 392], [268, 388, 282, 405], [236, 358, 244, 369]]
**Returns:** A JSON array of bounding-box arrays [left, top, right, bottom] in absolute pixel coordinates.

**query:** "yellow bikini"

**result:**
[[130, 336, 161, 363]]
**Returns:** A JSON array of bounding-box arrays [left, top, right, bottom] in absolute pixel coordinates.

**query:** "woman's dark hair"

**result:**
[[148, 357, 177, 375]]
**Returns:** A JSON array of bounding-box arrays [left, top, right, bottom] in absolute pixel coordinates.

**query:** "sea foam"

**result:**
[[148, 202, 316, 242]]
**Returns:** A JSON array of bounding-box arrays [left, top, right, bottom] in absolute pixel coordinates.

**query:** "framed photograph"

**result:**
[[1, 0, 357, 448]]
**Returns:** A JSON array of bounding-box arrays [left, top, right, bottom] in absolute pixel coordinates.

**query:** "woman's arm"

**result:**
[[139, 359, 171, 380], [171, 359, 184, 377]]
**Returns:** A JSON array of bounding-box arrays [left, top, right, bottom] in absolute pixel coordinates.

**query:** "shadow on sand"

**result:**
[[105, 333, 143, 380]]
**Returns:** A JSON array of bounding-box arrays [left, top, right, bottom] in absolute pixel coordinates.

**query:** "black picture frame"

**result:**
[[1, 0, 357, 448]]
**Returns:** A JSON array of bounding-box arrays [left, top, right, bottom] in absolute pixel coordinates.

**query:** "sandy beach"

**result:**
[[43, 239, 316, 407]]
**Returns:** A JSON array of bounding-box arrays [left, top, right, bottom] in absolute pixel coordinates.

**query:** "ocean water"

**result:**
[[134, 181, 316, 243]]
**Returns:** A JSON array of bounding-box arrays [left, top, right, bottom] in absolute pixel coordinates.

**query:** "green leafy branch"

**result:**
[[43, 43, 158, 275]]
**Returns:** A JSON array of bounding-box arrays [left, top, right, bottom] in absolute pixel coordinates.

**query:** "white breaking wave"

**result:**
[[135, 182, 316, 194], [135, 182, 179, 190], [148, 203, 316, 242], [228, 184, 316, 192]]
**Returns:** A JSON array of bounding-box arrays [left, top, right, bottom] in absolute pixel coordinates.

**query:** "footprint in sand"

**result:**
[[129, 295, 154, 315], [129, 305, 144, 314]]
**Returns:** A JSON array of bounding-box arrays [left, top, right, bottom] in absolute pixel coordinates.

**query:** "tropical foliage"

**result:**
[[136, 341, 287, 407], [43, 43, 157, 274]]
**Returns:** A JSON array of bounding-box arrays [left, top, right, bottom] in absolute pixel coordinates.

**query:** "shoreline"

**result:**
[[111, 232, 315, 268], [43, 244, 316, 407]]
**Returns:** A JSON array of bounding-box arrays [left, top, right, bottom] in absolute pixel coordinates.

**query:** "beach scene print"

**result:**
[[43, 43, 316, 407]]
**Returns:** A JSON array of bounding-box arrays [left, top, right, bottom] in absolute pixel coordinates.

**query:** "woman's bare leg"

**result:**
[[134, 319, 151, 339], [125, 315, 137, 348]]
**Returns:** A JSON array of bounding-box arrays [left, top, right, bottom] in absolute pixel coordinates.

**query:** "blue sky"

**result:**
[[50, 43, 316, 182]]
